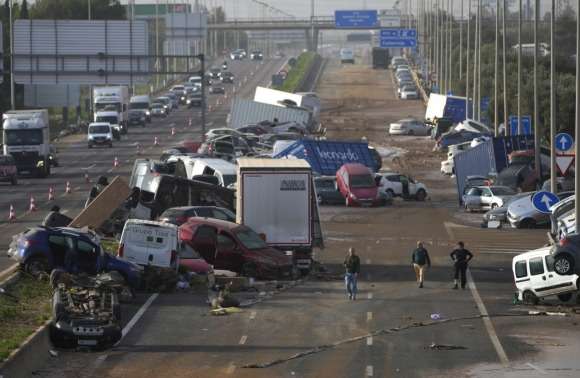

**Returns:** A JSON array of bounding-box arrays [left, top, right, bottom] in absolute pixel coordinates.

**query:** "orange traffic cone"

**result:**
[[216, 98, 220, 107], [85, 170, 90, 183], [208, 104, 212, 113], [29, 196, 37, 211], [171, 127, 175, 136], [224, 91, 228, 99], [154, 136, 159, 146], [233, 86, 236, 94], [136, 145, 141, 155], [8, 203, 15, 220], [189, 118, 192, 127], [114, 156, 119, 167], [66, 180, 72, 194], [48, 186, 55, 201]]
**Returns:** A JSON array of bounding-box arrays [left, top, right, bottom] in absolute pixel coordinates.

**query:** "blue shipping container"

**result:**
[[274, 140, 378, 175], [454, 134, 537, 204]]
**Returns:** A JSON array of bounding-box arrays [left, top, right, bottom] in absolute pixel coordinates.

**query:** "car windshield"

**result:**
[[179, 243, 202, 259], [236, 230, 270, 250], [0, 157, 13, 165], [350, 174, 376, 188], [89, 125, 110, 133]]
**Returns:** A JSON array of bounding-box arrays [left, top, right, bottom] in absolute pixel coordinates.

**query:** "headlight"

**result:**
[[145, 110, 151, 116], [5, 169, 12, 174], [349, 192, 358, 200], [106, 135, 112, 140], [88, 135, 94, 140]]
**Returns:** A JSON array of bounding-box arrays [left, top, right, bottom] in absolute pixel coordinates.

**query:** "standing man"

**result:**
[[450, 241, 474, 289], [344, 247, 360, 300], [412, 241, 431, 288]]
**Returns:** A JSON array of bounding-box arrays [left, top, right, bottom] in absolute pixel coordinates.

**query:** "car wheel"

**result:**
[[111, 291, 122, 321], [523, 290, 539, 305], [25, 256, 48, 276], [416, 189, 427, 201], [241, 262, 259, 278], [385, 189, 394, 200], [557, 292, 573, 302], [50, 269, 68, 289], [11, 177, 17, 185], [408, 130, 414, 135], [317, 195, 324, 205], [465, 204, 471, 213], [491, 203, 498, 209], [51, 290, 67, 326], [88, 144, 93, 148], [554, 255, 574, 275], [109, 142, 113, 148], [521, 219, 536, 229]]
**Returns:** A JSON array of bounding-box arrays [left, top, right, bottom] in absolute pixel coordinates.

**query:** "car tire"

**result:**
[[408, 130, 414, 135], [385, 189, 394, 201], [317, 195, 324, 205], [89, 144, 93, 148], [25, 256, 48, 276], [557, 292, 573, 302], [521, 219, 536, 229], [241, 262, 259, 278], [50, 269, 68, 289], [11, 176, 17, 185], [109, 142, 113, 148], [51, 290, 66, 326], [416, 189, 427, 201], [491, 203, 498, 209], [523, 290, 539, 305], [554, 255, 574, 275]]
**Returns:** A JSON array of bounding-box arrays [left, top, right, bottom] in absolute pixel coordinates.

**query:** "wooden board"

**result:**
[[68, 176, 132, 229]]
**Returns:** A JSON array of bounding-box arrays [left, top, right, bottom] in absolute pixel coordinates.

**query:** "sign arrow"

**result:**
[[540, 194, 555, 209], [558, 135, 569, 151]]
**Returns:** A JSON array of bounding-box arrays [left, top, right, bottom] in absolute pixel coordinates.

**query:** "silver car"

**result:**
[[507, 191, 574, 229], [389, 119, 431, 135]]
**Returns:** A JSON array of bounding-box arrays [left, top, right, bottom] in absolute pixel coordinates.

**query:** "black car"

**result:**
[[128, 110, 146, 127], [208, 67, 221, 78], [250, 50, 263, 60], [550, 233, 580, 276], [314, 176, 344, 205], [187, 93, 203, 108], [158, 206, 236, 225], [219, 71, 234, 83]]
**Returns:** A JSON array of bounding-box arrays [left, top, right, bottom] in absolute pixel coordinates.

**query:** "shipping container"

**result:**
[[227, 97, 312, 129]]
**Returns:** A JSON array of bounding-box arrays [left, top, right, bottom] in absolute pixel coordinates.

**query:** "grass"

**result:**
[[275, 52, 316, 93], [0, 275, 52, 363]]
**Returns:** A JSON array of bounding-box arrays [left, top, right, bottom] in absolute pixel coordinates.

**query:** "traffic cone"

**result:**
[[208, 104, 212, 113], [198, 111, 202, 119], [8, 203, 15, 220], [65, 180, 72, 194], [216, 98, 220, 107], [48, 186, 55, 201], [154, 136, 159, 146], [233, 86, 236, 94], [136, 145, 140, 155], [189, 118, 192, 127], [114, 156, 119, 167], [224, 92, 228, 99], [29, 196, 37, 211], [171, 127, 175, 136], [85, 170, 89, 183]]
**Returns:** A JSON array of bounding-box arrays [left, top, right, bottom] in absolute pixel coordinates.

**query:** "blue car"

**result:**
[[7, 226, 143, 289], [436, 130, 491, 151]]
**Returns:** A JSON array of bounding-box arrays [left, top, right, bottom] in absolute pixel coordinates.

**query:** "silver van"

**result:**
[[513, 246, 580, 304], [87, 122, 113, 148]]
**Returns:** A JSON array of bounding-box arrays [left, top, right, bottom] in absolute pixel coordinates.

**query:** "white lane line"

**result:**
[[239, 335, 247, 345], [367, 336, 373, 346], [367, 292, 372, 299], [467, 270, 509, 363], [367, 312, 372, 322], [366, 259, 371, 264], [227, 364, 236, 374], [250, 311, 256, 320], [365, 365, 374, 376], [526, 363, 550, 375], [121, 293, 159, 338]]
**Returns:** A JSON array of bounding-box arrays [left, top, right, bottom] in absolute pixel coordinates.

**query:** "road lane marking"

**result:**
[[367, 312, 372, 322], [367, 292, 372, 299], [250, 311, 256, 319], [365, 365, 373, 376], [367, 336, 373, 346], [121, 293, 158, 338], [526, 363, 549, 374], [227, 364, 236, 374], [467, 270, 509, 363], [239, 335, 247, 344]]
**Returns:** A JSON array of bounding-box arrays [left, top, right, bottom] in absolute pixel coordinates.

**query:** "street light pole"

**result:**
[[9, 0, 15, 110]]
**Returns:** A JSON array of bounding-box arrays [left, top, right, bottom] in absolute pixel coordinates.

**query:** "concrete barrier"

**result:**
[[0, 320, 53, 377]]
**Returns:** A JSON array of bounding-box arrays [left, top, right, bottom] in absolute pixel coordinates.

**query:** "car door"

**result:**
[[528, 255, 576, 297], [214, 230, 244, 271], [479, 187, 493, 210], [405, 175, 419, 196], [189, 225, 218, 264]]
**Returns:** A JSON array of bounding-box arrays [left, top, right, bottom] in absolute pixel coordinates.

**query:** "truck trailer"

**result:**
[[2, 109, 51, 177], [371, 47, 390, 69], [93, 86, 129, 136], [236, 158, 324, 274], [425, 93, 473, 125]]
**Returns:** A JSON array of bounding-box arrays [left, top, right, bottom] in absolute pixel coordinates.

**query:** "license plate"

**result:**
[[78, 339, 98, 346]]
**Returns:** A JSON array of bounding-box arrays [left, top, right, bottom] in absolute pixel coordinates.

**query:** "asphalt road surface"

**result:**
[[17, 55, 580, 377]]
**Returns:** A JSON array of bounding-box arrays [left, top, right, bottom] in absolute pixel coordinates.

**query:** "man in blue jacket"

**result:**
[[412, 241, 431, 288]]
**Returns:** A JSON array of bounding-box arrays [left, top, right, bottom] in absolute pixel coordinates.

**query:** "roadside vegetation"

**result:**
[[275, 52, 316, 93], [0, 275, 52, 363]]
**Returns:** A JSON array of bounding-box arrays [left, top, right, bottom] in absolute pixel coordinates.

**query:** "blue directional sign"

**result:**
[[399, 29, 417, 38], [480, 98, 491, 123], [335, 10, 378, 28], [555, 133, 574, 152], [531, 191, 560, 214], [380, 39, 416, 48], [509, 116, 531, 135], [380, 29, 399, 37]]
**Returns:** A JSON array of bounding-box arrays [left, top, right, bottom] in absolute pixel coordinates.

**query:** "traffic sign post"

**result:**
[[509, 116, 531, 135], [334, 10, 378, 28], [379, 28, 417, 48], [555, 133, 574, 152], [531, 191, 560, 214], [278, 70, 288, 80]]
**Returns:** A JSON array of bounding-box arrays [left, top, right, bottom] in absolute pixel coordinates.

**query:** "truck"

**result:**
[[236, 158, 325, 274], [93, 86, 129, 136], [273, 139, 378, 175], [227, 97, 313, 130], [371, 47, 390, 69], [2, 109, 51, 177], [254, 86, 322, 125], [425, 93, 473, 125]]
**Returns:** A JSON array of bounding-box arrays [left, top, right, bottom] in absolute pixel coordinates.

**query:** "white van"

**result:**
[[189, 76, 202, 87], [129, 95, 151, 123], [340, 48, 355, 64], [117, 219, 180, 270], [513, 246, 580, 304], [189, 158, 237, 188], [87, 122, 114, 148]]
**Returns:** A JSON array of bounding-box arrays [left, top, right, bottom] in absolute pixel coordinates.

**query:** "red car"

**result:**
[[0, 155, 18, 185], [178, 217, 293, 279], [336, 163, 380, 207], [178, 243, 213, 274]]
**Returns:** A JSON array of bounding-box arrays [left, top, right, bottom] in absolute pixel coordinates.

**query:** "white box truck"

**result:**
[[2, 109, 51, 177], [93, 86, 129, 136], [236, 158, 325, 274], [254, 86, 322, 125]]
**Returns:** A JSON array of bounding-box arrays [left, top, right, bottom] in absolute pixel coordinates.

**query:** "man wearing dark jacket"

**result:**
[[344, 247, 360, 300], [412, 241, 431, 288]]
